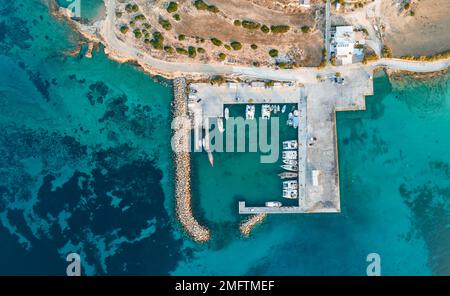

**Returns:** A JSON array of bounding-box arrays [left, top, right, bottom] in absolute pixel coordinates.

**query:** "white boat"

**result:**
[[261, 104, 271, 119], [207, 151, 214, 167], [265, 201, 282, 208], [283, 140, 298, 150], [224, 107, 230, 120], [281, 164, 298, 172], [287, 112, 293, 126], [217, 118, 225, 133], [283, 180, 298, 190], [278, 172, 298, 179], [283, 189, 298, 199], [281, 105, 287, 113], [283, 159, 298, 165], [282, 150, 297, 160], [277, 105, 281, 112], [246, 105, 255, 120]]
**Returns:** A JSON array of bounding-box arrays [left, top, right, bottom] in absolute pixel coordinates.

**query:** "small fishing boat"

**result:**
[[224, 107, 230, 120], [281, 105, 287, 113], [281, 164, 298, 172], [278, 172, 298, 179], [217, 118, 225, 133], [283, 180, 298, 190], [207, 151, 214, 167], [287, 112, 294, 126], [261, 104, 271, 120], [283, 140, 298, 150], [246, 105, 255, 120], [277, 105, 281, 112], [283, 189, 298, 199], [283, 159, 298, 165], [282, 150, 297, 160], [265, 201, 282, 208]]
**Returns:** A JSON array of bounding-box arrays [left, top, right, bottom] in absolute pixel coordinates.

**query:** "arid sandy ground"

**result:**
[[382, 0, 450, 57], [116, 0, 324, 67]]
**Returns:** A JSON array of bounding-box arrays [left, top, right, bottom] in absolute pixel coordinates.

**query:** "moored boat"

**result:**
[[261, 104, 271, 119], [265, 201, 282, 207], [282, 150, 297, 160], [283, 159, 298, 165], [282, 189, 298, 199], [224, 107, 230, 120], [246, 105, 255, 120], [278, 172, 298, 179], [281, 164, 298, 172], [283, 140, 298, 150]]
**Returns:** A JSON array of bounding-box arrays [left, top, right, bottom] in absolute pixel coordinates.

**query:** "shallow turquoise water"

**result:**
[[0, 0, 449, 275]]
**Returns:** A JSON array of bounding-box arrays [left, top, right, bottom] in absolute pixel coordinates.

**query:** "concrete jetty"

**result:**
[[189, 68, 373, 215], [173, 78, 210, 242]]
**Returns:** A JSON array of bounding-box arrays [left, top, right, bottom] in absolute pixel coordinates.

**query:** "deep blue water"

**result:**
[[0, 0, 449, 275]]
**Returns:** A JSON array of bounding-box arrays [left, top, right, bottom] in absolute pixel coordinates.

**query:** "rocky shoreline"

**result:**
[[172, 78, 210, 242], [240, 214, 268, 237]]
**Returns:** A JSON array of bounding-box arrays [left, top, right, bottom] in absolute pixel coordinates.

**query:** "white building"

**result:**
[[299, 0, 311, 8], [333, 26, 355, 65]]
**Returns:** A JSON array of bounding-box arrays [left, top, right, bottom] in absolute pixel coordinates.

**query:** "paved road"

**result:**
[[97, 0, 449, 82], [325, 0, 331, 64]]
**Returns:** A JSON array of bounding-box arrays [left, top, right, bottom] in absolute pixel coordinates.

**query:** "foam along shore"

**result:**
[[240, 214, 268, 237], [173, 78, 210, 242]]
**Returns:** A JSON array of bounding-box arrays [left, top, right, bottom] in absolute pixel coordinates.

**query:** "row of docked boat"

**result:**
[[280, 139, 298, 199]]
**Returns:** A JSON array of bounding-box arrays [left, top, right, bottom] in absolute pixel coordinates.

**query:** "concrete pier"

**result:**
[[189, 69, 373, 215]]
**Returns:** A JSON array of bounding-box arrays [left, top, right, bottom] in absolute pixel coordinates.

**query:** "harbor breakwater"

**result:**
[[172, 78, 210, 242], [240, 214, 268, 237]]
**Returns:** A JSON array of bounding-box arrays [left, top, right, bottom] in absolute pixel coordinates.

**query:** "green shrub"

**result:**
[[301, 26, 310, 33], [129, 20, 135, 28], [144, 39, 151, 45], [233, 20, 241, 26], [151, 31, 164, 49], [159, 18, 172, 30], [178, 34, 186, 41], [218, 53, 226, 61], [133, 29, 142, 39], [116, 11, 123, 18], [251, 44, 258, 50], [265, 80, 274, 87], [211, 37, 223, 46], [410, 10, 415, 16], [230, 41, 242, 50], [269, 49, 279, 57], [242, 20, 261, 30], [164, 46, 175, 53], [207, 5, 220, 13], [125, 4, 139, 13], [167, 2, 178, 13], [173, 14, 181, 21], [210, 75, 225, 85], [188, 46, 197, 58], [143, 23, 151, 29], [134, 14, 146, 21], [381, 45, 393, 58], [176, 47, 188, 55], [224, 44, 231, 50], [362, 53, 379, 64], [120, 25, 129, 34], [260, 25, 270, 33], [404, 2, 410, 10], [270, 25, 290, 34], [197, 47, 206, 53], [194, 0, 219, 13]]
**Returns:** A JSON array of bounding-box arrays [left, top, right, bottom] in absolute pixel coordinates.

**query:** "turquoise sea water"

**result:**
[[0, 0, 449, 275]]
